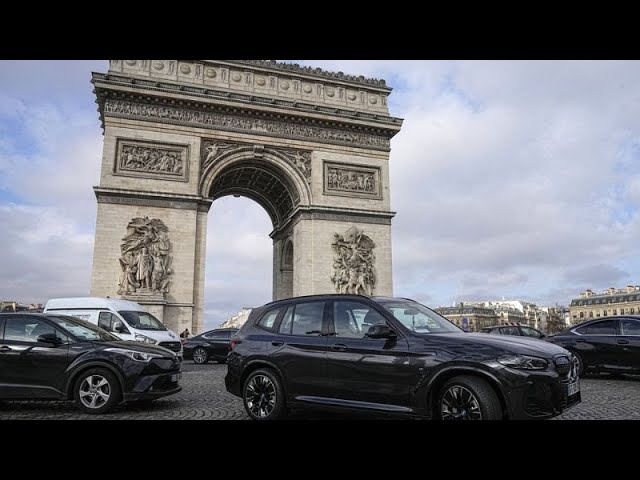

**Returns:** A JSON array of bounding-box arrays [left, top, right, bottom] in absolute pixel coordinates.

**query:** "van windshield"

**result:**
[[119, 311, 167, 331]]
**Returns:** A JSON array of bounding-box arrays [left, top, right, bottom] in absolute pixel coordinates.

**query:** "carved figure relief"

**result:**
[[200, 139, 312, 185], [118, 217, 173, 295], [115, 139, 189, 181], [324, 162, 381, 198], [105, 99, 390, 150], [330, 226, 376, 295]]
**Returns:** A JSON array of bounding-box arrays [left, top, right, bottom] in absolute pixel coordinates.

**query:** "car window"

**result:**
[[279, 305, 294, 334], [98, 312, 117, 332], [586, 320, 616, 335], [290, 302, 324, 336], [621, 319, 640, 335], [521, 327, 542, 338], [257, 308, 281, 331], [333, 301, 387, 339], [3, 317, 58, 343], [500, 326, 520, 336]]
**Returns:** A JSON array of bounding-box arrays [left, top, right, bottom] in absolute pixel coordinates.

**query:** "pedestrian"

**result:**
[[180, 328, 190, 340]]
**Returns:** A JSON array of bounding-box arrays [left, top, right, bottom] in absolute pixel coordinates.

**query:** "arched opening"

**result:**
[[201, 153, 305, 327], [204, 196, 272, 330], [280, 238, 294, 299]]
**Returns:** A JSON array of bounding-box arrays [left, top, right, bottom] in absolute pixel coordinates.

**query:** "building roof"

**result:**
[[570, 291, 640, 307]]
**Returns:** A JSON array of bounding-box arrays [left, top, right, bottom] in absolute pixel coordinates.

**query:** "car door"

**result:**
[[618, 318, 640, 371], [202, 331, 231, 359], [574, 319, 620, 370], [266, 300, 331, 400], [325, 299, 412, 408], [0, 315, 70, 398]]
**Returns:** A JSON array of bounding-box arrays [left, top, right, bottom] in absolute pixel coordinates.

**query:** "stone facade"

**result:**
[[569, 285, 640, 324], [435, 306, 499, 332], [90, 60, 402, 334]]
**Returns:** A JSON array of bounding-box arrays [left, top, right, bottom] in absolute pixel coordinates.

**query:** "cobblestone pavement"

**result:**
[[1, 363, 639, 420]]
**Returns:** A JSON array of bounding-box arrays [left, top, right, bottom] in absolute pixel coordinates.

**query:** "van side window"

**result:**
[[98, 312, 120, 333]]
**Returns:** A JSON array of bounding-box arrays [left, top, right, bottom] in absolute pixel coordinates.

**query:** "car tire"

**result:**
[[571, 351, 585, 377], [73, 368, 121, 415], [437, 375, 502, 420], [193, 347, 209, 364], [243, 368, 287, 420]]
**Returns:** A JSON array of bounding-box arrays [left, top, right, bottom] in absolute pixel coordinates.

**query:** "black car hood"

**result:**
[[423, 332, 569, 358], [92, 340, 176, 356]]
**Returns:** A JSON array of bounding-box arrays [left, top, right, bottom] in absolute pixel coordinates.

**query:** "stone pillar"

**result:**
[[192, 205, 209, 335]]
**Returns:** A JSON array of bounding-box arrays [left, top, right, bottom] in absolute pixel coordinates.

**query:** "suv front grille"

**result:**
[[159, 341, 182, 352], [554, 356, 571, 376]]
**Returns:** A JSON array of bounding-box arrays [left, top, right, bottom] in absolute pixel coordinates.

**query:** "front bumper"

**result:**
[[502, 370, 581, 420], [124, 370, 182, 402]]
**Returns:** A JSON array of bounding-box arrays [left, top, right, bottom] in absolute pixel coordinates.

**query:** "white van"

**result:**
[[44, 297, 183, 358]]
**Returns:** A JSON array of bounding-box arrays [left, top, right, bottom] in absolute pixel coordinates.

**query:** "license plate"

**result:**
[[566, 380, 580, 396], [171, 373, 181, 383]]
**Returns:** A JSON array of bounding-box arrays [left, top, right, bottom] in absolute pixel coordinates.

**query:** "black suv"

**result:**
[[0, 313, 182, 414], [183, 327, 239, 364], [225, 295, 581, 420]]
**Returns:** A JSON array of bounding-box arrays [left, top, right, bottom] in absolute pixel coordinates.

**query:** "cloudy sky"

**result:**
[[1, 60, 639, 330]]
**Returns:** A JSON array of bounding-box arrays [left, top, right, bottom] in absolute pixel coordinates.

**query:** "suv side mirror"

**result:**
[[37, 333, 62, 345], [366, 324, 396, 339]]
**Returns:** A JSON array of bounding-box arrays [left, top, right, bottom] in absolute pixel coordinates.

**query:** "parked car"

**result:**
[[44, 297, 183, 359], [0, 313, 182, 414], [183, 328, 239, 364], [479, 324, 546, 339], [225, 294, 580, 420], [546, 316, 640, 376]]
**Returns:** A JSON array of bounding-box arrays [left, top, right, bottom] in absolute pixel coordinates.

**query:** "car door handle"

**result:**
[[271, 341, 284, 347], [0, 345, 11, 352], [617, 339, 630, 345], [331, 344, 347, 352], [575, 339, 585, 343]]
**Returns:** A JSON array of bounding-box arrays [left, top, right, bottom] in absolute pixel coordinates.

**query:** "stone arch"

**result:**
[[199, 147, 311, 229]]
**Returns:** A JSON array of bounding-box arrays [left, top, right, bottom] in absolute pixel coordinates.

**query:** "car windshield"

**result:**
[[119, 311, 166, 331], [379, 300, 463, 334], [48, 315, 120, 342]]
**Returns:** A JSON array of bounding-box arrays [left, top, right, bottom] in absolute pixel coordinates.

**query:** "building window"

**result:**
[[579, 312, 584, 318], [613, 309, 617, 315], [589, 311, 593, 318], [631, 308, 635, 315], [603, 310, 607, 316]]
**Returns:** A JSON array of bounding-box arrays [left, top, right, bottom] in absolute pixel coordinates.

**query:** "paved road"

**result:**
[[1, 363, 639, 420]]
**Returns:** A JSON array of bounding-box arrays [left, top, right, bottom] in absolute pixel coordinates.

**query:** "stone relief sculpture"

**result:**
[[327, 167, 376, 193], [200, 139, 312, 184], [330, 226, 376, 295], [279, 150, 311, 183], [324, 162, 381, 198], [105, 99, 390, 149], [117, 217, 173, 296], [116, 141, 187, 180]]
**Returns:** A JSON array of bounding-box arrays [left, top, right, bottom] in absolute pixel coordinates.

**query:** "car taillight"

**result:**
[[230, 339, 237, 350]]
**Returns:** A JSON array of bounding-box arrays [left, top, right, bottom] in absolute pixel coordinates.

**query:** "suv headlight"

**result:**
[[497, 354, 548, 370], [104, 348, 162, 362], [134, 334, 157, 344]]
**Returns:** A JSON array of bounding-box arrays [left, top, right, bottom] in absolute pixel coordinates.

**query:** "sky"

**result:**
[[1, 60, 640, 330]]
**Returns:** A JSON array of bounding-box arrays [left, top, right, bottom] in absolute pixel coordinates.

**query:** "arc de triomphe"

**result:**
[[90, 60, 403, 334]]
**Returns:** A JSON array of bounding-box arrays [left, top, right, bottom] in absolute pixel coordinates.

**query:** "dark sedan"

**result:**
[[546, 316, 640, 376], [183, 327, 238, 364], [479, 324, 546, 339], [0, 313, 181, 414]]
